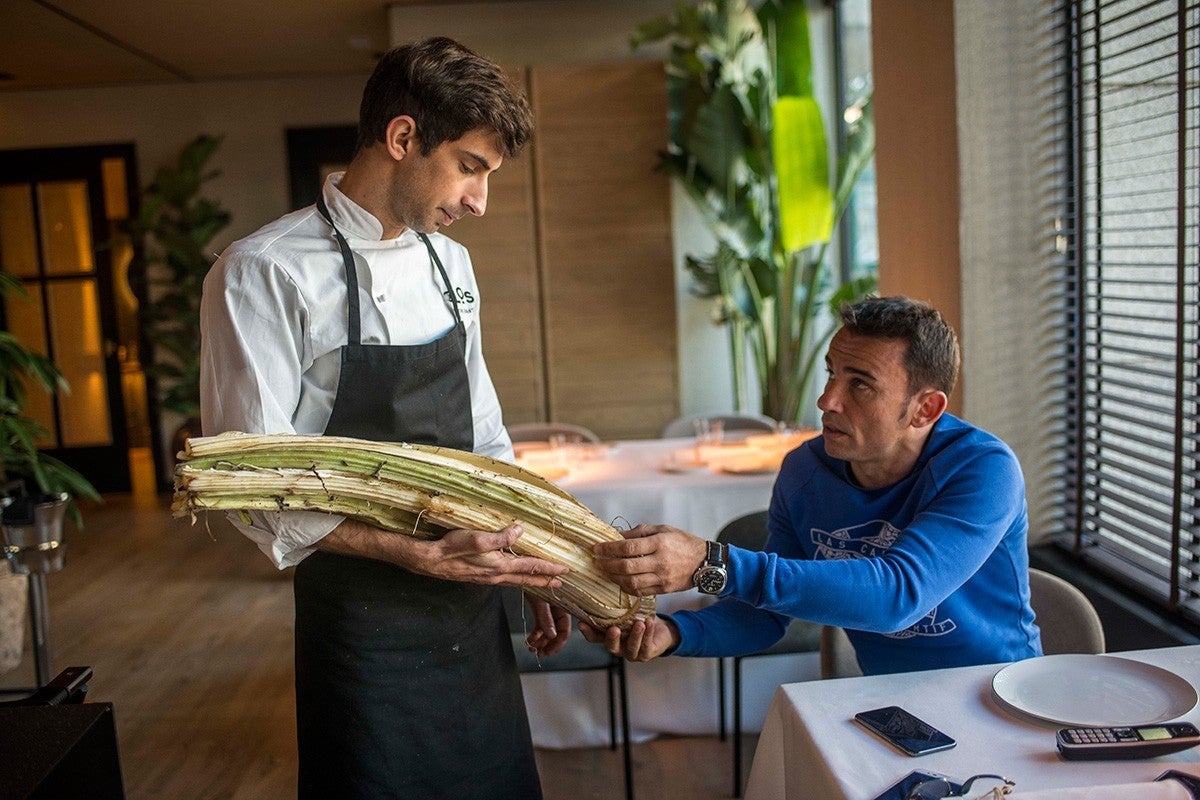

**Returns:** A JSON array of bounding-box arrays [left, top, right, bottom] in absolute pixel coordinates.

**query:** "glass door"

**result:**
[[0, 144, 142, 494]]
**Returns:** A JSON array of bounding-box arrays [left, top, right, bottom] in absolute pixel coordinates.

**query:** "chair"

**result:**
[[1027, 567, 1106, 654], [818, 626, 863, 679], [660, 413, 776, 439], [713, 511, 823, 798], [818, 566, 1106, 679], [0, 666, 126, 798], [506, 422, 601, 444], [500, 588, 634, 800]]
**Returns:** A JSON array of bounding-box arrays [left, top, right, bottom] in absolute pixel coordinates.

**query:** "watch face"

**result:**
[[695, 565, 727, 595]]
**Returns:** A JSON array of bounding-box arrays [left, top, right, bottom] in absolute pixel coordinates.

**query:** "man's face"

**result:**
[[817, 329, 925, 481], [387, 127, 503, 235]]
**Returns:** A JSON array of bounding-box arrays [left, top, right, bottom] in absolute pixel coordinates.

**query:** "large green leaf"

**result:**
[[687, 83, 747, 201], [828, 274, 879, 314], [773, 96, 832, 252], [758, 0, 813, 98]]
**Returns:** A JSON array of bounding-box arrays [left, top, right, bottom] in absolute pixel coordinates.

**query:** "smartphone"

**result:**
[[854, 705, 957, 756], [871, 770, 959, 800]]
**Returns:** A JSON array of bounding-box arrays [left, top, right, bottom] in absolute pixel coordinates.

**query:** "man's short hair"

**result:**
[[356, 37, 534, 158], [838, 295, 961, 397]]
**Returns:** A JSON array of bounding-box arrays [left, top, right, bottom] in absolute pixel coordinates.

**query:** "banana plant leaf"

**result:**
[[759, 0, 814, 97], [766, 0, 833, 255], [773, 96, 833, 252], [687, 84, 747, 203]]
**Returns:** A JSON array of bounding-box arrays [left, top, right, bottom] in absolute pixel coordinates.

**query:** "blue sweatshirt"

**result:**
[[669, 414, 1042, 674]]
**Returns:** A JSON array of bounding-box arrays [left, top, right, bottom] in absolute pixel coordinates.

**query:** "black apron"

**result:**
[[293, 197, 541, 800]]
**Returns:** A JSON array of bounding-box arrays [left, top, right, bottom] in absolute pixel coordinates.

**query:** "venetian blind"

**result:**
[[1061, 0, 1200, 616], [956, 0, 1076, 544]]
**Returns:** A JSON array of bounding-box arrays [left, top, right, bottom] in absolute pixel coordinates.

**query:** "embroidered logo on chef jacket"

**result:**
[[443, 286, 477, 316], [810, 519, 957, 639]]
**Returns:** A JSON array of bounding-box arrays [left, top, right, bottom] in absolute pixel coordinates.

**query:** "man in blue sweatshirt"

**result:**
[[582, 295, 1042, 674]]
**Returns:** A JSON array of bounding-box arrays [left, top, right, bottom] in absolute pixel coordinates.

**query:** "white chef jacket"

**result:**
[[199, 172, 513, 568]]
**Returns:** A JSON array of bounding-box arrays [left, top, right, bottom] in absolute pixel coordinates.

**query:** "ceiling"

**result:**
[[0, 0, 538, 92]]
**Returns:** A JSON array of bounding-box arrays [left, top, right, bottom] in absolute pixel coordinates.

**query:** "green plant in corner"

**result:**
[[127, 135, 231, 421], [0, 271, 100, 525], [633, 0, 876, 425]]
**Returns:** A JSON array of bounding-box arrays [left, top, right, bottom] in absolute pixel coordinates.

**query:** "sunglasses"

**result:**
[[905, 773, 1015, 800]]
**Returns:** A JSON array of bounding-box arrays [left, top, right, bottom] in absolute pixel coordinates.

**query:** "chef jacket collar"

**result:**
[[321, 171, 422, 246]]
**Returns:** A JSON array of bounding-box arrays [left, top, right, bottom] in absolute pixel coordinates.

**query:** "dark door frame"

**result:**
[[0, 142, 147, 494], [285, 125, 356, 210]]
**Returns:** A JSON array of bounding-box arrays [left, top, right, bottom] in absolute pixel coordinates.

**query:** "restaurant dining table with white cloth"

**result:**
[[514, 436, 822, 749], [744, 644, 1200, 800]]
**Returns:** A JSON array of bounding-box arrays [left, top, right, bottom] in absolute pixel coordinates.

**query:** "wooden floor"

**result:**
[[0, 493, 754, 799]]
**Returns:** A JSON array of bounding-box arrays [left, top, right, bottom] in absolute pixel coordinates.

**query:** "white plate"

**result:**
[[991, 654, 1198, 727]]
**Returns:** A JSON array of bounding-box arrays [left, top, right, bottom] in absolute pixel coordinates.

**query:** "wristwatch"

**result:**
[[692, 540, 728, 595]]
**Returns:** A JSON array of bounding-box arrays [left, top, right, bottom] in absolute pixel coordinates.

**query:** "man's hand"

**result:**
[[578, 615, 680, 662], [522, 597, 571, 657], [592, 524, 707, 595], [319, 520, 568, 589]]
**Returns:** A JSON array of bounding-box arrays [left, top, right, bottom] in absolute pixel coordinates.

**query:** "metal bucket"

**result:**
[[2, 493, 68, 575]]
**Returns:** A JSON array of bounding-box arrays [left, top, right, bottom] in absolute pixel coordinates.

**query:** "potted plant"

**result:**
[[633, 0, 877, 425], [126, 135, 231, 454], [0, 268, 101, 523], [0, 269, 100, 673]]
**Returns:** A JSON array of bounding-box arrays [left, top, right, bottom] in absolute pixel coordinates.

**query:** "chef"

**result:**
[[200, 37, 567, 799]]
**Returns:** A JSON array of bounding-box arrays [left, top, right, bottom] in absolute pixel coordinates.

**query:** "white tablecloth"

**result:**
[[517, 437, 822, 748], [745, 645, 1200, 800], [555, 437, 777, 539]]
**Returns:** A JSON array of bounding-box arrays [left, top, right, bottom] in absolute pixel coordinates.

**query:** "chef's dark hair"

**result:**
[[838, 295, 960, 397], [357, 37, 533, 158]]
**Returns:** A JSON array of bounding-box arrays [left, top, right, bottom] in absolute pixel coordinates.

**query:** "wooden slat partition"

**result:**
[[529, 61, 678, 439], [447, 67, 546, 424]]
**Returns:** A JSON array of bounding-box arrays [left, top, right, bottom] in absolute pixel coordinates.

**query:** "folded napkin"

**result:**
[[1009, 780, 1192, 799]]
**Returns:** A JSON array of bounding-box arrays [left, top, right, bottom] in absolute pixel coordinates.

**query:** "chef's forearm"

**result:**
[[316, 517, 427, 569]]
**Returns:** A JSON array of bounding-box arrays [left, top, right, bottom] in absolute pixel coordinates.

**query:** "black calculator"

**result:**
[[1056, 722, 1200, 760]]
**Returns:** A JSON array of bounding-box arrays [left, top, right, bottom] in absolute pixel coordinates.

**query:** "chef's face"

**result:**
[[389, 127, 502, 235]]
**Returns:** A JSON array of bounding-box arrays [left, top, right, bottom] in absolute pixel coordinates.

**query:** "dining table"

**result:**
[[513, 433, 822, 749], [744, 644, 1200, 800]]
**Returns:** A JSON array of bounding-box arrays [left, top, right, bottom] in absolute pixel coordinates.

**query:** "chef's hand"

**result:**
[[426, 525, 568, 588], [578, 615, 679, 662], [521, 596, 571, 657], [592, 524, 706, 595]]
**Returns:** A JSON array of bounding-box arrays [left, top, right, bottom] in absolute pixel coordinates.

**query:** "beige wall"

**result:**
[[0, 75, 365, 252], [871, 0, 963, 415]]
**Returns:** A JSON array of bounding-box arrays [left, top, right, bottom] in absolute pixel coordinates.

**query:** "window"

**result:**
[[1059, 0, 1200, 616], [833, 0, 877, 282]]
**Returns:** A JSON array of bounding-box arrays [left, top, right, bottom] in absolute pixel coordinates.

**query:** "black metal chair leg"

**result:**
[[733, 655, 743, 798], [617, 659, 634, 800], [717, 657, 727, 741], [608, 662, 618, 750]]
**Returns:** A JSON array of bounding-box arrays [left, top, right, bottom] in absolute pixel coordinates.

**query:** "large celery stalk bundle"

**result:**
[[173, 432, 655, 629]]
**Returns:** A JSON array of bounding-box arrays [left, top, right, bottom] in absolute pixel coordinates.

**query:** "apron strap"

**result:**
[[315, 194, 362, 345], [417, 231, 464, 328], [316, 192, 464, 340]]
